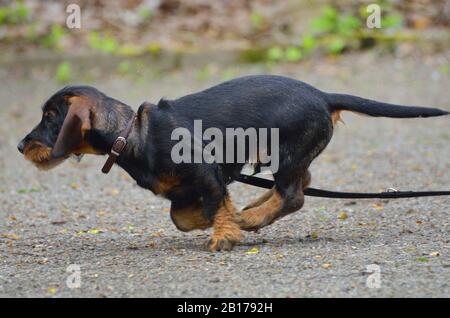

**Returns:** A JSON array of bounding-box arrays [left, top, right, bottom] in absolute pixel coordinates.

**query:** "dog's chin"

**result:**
[[32, 158, 66, 171], [24, 142, 67, 171]]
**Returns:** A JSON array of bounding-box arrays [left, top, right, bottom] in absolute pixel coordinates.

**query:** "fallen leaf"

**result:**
[[430, 251, 440, 257], [151, 229, 164, 237], [96, 210, 107, 217], [413, 17, 430, 30], [87, 228, 101, 234], [322, 263, 332, 269], [246, 247, 259, 255], [410, 164, 423, 172], [372, 203, 384, 211], [416, 257, 429, 262], [47, 288, 57, 294], [70, 182, 79, 190], [1, 233, 20, 240], [338, 211, 348, 220], [310, 232, 318, 240]]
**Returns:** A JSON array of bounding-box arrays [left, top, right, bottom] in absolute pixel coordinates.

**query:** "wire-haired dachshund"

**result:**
[[18, 75, 448, 251]]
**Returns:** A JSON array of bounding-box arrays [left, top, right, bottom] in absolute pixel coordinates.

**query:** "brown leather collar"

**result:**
[[101, 114, 137, 174]]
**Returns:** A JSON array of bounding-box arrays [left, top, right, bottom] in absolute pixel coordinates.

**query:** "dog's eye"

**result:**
[[43, 110, 56, 119]]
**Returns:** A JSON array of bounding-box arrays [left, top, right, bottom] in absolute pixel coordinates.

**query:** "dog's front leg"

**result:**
[[202, 186, 241, 251], [170, 198, 212, 232]]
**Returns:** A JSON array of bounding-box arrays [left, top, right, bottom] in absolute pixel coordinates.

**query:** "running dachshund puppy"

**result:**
[[17, 75, 448, 251]]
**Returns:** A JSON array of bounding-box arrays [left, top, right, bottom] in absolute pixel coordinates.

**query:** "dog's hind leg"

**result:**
[[242, 170, 311, 211], [237, 170, 311, 231], [242, 188, 274, 211]]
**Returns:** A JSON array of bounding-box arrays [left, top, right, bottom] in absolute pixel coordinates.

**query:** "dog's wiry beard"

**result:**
[[24, 141, 66, 170]]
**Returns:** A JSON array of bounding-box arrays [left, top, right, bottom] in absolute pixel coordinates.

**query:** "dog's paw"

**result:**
[[207, 237, 236, 252], [207, 224, 241, 252], [235, 213, 264, 232]]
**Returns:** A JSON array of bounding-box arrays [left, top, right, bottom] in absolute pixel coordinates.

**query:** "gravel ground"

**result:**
[[0, 52, 449, 298]]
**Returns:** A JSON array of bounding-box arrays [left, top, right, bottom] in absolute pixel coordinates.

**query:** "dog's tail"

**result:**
[[326, 93, 449, 118]]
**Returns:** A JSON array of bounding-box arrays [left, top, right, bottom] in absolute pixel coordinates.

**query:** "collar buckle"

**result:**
[[101, 114, 137, 174], [111, 136, 127, 156]]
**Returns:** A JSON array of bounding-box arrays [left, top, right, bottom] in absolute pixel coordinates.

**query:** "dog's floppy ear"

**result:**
[[52, 96, 94, 158]]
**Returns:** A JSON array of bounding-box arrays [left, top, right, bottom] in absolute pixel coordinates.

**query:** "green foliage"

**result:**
[[438, 65, 450, 75], [311, 6, 338, 33], [266, 46, 284, 62], [117, 60, 132, 75], [195, 65, 211, 81], [117, 44, 142, 56], [55, 61, 71, 83], [311, 5, 362, 36], [138, 8, 152, 20], [147, 42, 162, 55], [0, 1, 29, 25], [337, 15, 361, 36], [266, 46, 302, 63], [17, 187, 39, 194], [88, 32, 119, 54], [242, 4, 405, 64], [284, 46, 302, 62], [308, 5, 403, 56], [250, 11, 263, 29], [240, 48, 267, 63], [41, 25, 65, 49], [221, 68, 236, 81], [301, 35, 317, 54], [382, 13, 403, 28], [310, 5, 362, 47], [327, 37, 346, 54]]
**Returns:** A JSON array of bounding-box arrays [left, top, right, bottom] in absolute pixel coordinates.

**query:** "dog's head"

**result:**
[[17, 86, 117, 170]]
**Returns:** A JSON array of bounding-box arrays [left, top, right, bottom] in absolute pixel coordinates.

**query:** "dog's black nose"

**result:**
[[17, 140, 26, 154]]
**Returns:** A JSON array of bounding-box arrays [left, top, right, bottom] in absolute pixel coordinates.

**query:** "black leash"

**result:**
[[236, 174, 450, 199]]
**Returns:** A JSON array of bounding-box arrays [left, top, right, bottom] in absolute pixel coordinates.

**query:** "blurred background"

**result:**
[[0, 0, 449, 297], [1, 0, 449, 87]]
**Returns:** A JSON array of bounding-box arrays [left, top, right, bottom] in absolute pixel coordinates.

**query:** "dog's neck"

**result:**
[[89, 101, 158, 188]]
